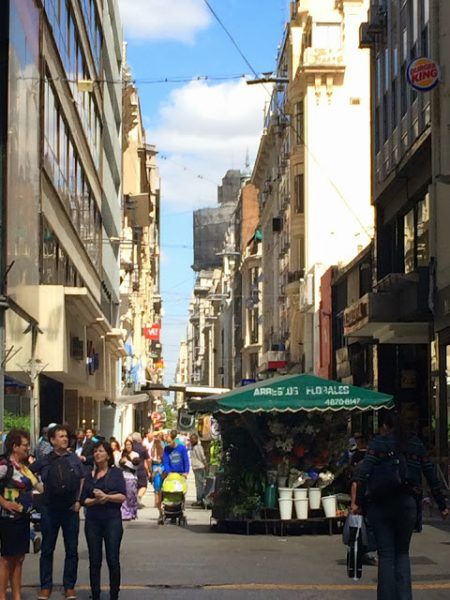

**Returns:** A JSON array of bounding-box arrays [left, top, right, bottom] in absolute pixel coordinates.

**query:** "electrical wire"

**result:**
[[16, 73, 250, 85]]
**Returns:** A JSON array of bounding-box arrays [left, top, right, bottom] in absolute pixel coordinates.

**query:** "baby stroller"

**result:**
[[159, 473, 188, 526]]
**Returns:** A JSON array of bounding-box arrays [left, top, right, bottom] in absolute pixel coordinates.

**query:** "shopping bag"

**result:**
[[345, 514, 363, 581]]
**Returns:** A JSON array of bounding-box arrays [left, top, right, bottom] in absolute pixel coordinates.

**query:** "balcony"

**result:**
[[286, 269, 305, 294], [258, 350, 287, 373], [301, 47, 345, 74], [343, 285, 431, 344], [367, 1, 387, 34]]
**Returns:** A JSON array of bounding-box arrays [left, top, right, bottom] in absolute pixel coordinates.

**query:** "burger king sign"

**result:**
[[407, 57, 440, 92]]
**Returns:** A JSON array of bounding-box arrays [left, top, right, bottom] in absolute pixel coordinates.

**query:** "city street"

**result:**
[[20, 486, 450, 600]]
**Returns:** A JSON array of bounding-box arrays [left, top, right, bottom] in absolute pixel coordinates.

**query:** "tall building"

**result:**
[[119, 61, 163, 436], [252, 0, 373, 379], [343, 0, 448, 473], [0, 0, 124, 439]]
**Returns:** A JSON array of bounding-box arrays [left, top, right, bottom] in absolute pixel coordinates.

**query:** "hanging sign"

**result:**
[[143, 323, 160, 340], [407, 57, 440, 92]]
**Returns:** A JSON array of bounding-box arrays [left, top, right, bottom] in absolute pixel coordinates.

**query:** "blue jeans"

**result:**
[[84, 517, 123, 600], [40, 506, 80, 590], [367, 494, 417, 600], [193, 468, 205, 502]]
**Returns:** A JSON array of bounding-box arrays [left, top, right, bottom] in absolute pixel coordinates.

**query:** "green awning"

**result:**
[[200, 373, 394, 414]]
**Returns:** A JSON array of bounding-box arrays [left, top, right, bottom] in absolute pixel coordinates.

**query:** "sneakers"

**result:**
[[37, 590, 51, 600], [362, 554, 378, 566], [64, 589, 77, 600]]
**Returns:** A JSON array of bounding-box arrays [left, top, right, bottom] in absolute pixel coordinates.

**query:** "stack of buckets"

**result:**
[[278, 486, 337, 520]]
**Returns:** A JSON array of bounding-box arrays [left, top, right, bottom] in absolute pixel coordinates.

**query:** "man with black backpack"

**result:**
[[30, 425, 84, 600]]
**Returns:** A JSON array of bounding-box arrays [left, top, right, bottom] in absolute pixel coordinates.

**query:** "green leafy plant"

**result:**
[[4, 411, 31, 433]]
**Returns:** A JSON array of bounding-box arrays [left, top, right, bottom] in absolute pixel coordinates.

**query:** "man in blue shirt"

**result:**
[[163, 430, 190, 476]]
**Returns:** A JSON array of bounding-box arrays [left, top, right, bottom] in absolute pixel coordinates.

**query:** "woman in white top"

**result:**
[[118, 439, 139, 520]]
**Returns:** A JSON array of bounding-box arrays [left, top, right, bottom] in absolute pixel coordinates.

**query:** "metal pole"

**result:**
[[0, 0, 10, 454]]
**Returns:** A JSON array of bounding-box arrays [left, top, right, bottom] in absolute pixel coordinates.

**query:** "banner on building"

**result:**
[[143, 323, 160, 340]]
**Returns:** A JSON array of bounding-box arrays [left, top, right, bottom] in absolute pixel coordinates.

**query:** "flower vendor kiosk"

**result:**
[[195, 373, 393, 535]]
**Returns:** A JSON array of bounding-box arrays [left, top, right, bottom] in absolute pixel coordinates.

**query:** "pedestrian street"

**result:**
[[20, 482, 450, 600]]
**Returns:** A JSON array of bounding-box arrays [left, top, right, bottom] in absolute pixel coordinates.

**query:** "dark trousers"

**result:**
[[40, 506, 80, 590], [367, 494, 417, 600], [85, 517, 123, 600]]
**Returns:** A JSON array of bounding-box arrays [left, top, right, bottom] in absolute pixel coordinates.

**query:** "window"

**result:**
[[41, 219, 82, 286], [383, 93, 389, 142], [392, 78, 398, 130], [404, 209, 415, 274], [314, 23, 341, 49], [401, 63, 407, 116], [298, 236, 305, 270], [294, 174, 304, 213], [403, 194, 430, 274], [295, 100, 304, 145], [417, 194, 430, 267]]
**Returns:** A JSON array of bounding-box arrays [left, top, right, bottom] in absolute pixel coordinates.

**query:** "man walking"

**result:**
[[31, 425, 84, 600], [189, 433, 207, 507]]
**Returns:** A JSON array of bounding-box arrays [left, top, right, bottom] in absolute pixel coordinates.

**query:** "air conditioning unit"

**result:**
[[299, 273, 314, 312]]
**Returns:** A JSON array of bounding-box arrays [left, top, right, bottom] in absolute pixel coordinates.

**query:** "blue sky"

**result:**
[[118, 0, 289, 384]]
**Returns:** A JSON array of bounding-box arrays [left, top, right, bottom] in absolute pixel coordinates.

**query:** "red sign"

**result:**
[[143, 323, 160, 340]]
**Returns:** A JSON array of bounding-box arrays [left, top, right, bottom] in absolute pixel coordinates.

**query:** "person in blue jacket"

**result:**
[[162, 430, 190, 477]]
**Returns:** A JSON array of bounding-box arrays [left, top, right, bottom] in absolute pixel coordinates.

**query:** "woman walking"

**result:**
[[81, 440, 126, 600], [352, 412, 448, 599], [119, 439, 139, 520], [149, 433, 164, 513], [0, 429, 42, 600]]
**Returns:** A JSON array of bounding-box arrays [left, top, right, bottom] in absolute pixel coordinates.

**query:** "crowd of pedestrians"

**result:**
[[0, 424, 212, 600]]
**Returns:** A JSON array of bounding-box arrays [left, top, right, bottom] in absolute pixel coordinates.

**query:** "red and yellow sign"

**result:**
[[407, 57, 440, 92]]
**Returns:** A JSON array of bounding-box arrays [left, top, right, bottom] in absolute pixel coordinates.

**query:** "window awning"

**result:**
[[191, 373, 394, 414]]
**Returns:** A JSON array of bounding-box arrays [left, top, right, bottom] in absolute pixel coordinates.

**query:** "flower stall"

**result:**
[[192, 373, 393, 535]]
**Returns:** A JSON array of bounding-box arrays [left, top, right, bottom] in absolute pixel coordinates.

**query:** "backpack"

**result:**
[[368, 450, 408, 500], [46, 454, 80, 499]]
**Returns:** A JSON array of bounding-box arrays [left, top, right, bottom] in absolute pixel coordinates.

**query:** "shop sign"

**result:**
[[343, 298, 368, 328], [407, 57, 440, 92], [143, 323, 160, 340]]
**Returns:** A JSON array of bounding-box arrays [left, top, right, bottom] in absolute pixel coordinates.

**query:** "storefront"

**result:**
[[194, 373, 393, 534]]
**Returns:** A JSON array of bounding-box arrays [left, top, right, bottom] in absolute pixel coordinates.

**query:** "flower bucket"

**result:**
[[322, 495, 337, 518], [293, 488, 308, 500], [294, 498, 308, 520], [278, 487, 293, 500], [278, 498, 293, 520], [278, 477, 287, 488], [309, 488, 322, 509]]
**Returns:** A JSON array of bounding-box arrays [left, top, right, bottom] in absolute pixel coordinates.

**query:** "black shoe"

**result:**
[[33, 536, 41, 554]]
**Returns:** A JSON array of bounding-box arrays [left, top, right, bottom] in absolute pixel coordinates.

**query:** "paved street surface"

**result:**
[[20, 482, 450, 599]]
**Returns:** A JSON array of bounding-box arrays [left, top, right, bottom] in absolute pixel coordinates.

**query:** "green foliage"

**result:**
[[162, 398, 175, 429], [4, 411, 31, 433]]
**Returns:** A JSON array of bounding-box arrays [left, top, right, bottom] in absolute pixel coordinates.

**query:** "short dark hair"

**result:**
[[93, 440, 114, 467], [169, 429, 178, 440], [48, 424, 69, 444], [5, 429, 30, 456]]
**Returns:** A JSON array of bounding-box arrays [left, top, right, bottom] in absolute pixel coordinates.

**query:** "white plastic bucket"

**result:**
[[322, 495, 337, 518], [293, 488, 308, 500], [279, 498, 293, 520], [278, 477, 287, 488], [309, 488, 322, 509], [278, 487, 293, 500], [294, 498, 309, 519]]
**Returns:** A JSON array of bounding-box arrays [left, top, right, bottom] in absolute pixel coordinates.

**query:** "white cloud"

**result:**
[[118, 0, 211, 43], [148, 79, 268, 211]]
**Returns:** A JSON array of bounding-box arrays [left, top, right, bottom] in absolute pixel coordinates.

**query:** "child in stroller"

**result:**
[[159, 473, 188, 526]]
